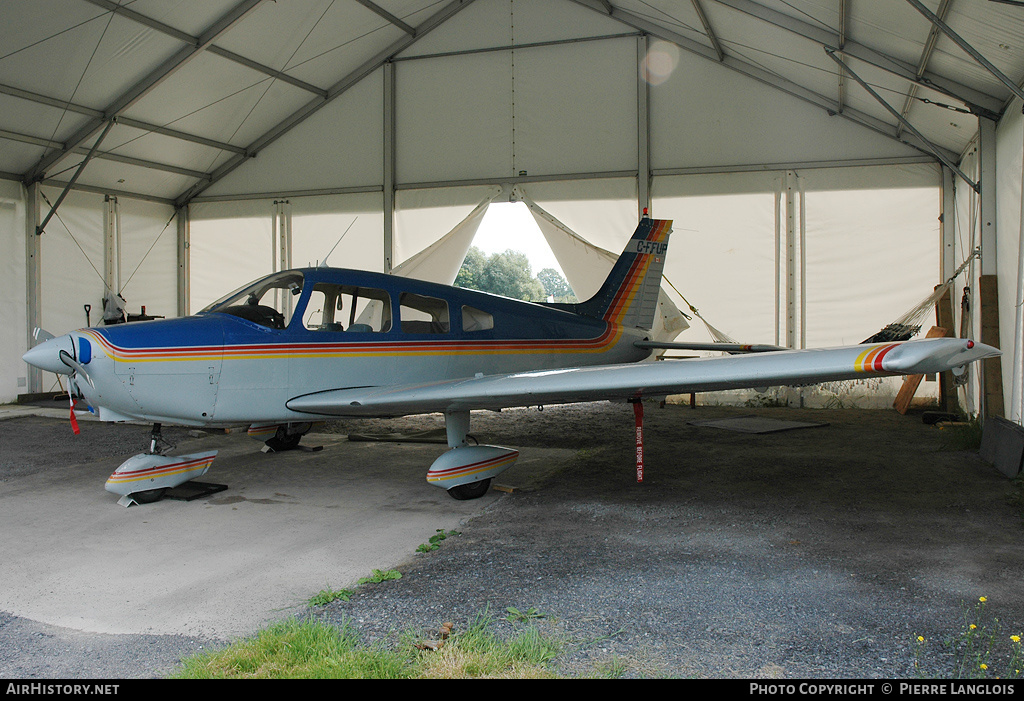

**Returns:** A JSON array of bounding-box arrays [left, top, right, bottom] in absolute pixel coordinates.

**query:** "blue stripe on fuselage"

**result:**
[[85, 268, 613, 352]]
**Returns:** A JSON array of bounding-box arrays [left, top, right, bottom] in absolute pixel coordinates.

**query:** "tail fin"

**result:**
[[573, 216, 672, 330]]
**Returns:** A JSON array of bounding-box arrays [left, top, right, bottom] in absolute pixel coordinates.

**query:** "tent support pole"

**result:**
[[24, 183, 41, 394], [177, 205, 190, 318], [36, 119, 115, 235], [637, 35, 651, 218], [979, 118, 1004, 418], [384, 61, 396, 274]]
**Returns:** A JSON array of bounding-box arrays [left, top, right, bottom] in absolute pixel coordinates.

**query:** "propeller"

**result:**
[[24, 329, 91, 435]]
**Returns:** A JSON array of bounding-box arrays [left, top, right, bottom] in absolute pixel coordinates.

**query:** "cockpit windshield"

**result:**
[[200, 271, 304, 330]]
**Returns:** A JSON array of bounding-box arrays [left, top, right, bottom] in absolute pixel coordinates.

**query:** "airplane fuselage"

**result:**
[[57, 267, 651, 427]]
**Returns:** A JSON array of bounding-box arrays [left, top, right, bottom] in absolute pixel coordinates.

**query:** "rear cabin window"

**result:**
[[461, 305, 493, 332], [399, 293, 450, 334], [303, 284, 391, 333]]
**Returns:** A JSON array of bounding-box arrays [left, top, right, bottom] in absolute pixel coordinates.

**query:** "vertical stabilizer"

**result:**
[[573, 216, 672, 330]]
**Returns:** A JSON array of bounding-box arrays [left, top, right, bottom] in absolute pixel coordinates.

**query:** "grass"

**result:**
[[171, 526, 657, 679], [172, 619, 413, 679], [416, 529, 460, 553], [171, 612, 569, 679], [936, 414, 984, 451], [357, 569, 402, 585], [308, 587, 353, 606]]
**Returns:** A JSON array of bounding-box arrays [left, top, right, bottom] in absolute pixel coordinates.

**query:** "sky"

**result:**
[[470, 201, 565, 276]]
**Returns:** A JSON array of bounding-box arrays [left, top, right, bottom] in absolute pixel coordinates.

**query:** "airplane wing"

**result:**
[[286, 337, 997, 417]]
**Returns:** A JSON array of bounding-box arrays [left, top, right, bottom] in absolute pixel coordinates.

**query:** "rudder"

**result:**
[[574, 215, 672, 330]]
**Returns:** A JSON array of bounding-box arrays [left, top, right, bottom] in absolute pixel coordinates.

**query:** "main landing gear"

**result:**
[[427, 410, 519, 500], [104, 423, 219, 507]]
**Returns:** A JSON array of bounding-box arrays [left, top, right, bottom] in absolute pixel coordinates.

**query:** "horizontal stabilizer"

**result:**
[[634, 340, 786, 354]]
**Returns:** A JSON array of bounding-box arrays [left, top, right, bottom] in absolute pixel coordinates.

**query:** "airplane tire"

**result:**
[[447, 479, 491, 500], [131, 488, 166, 504]]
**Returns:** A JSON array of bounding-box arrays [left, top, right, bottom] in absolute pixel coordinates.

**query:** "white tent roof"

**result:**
[[2, 0, 1024, 205]]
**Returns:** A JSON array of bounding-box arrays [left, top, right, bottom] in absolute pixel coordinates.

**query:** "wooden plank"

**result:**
[[893, 326, 948, 414], [980, 274, 1004, 418], [935, 287, 957, 413]]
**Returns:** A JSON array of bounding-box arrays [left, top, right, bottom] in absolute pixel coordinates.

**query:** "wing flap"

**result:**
[[285, 338, 998, 417]]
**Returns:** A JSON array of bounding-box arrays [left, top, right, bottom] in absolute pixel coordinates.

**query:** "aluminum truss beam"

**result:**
[[174, 0, 477, 207], [691, 0, 725, 61], [825, 49, 978, 192], [26, 0, 264, 184], [897, 0, 953, 140], [353, 0, 417, 36], [0, 82, 247, 156], [570, 0, 960, 164], [80, 0, 327, 98], [707, 0, 1004, 120], [904, 0, 1024, 107]]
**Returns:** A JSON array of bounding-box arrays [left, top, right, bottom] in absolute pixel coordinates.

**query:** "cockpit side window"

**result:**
[[202, 271, 304, 330], [399, 293, 450, 334], [303, 284, 392, 333]]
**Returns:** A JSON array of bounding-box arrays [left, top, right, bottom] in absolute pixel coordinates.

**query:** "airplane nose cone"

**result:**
[[23, 335, 74, 375]]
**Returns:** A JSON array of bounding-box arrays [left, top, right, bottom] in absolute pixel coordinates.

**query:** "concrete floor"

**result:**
[[0, 411, 569, 639]]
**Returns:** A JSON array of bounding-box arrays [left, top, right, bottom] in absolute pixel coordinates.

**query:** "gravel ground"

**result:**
[[2, 401, 1023, 679]]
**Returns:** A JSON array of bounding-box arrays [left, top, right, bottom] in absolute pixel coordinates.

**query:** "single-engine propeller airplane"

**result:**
[[23, 215, 999, 506]]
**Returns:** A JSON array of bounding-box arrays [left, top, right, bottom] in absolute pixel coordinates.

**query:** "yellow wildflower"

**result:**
[[1012, 635, 1021, 643], [971, 624, 977, 630], [981, 663, 988, 670], [980, 597, 988, 603], [917, 636, 925, 643]]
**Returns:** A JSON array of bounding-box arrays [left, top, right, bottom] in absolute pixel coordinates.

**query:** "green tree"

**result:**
[[537, 268, 577, 303], [455, 247, 545, 302], [454, 246, 486, 290]]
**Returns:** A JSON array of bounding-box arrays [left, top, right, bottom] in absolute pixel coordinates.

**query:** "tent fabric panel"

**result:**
[[394, 0, 520, 58], [0, 2, 185, 110], [392, 195, 495, 284], [995, 100, 1024, 421], [802, 184, 941, 349], [515, 178, 639, 256], [0, 93, 94, 152], [118, 51, 313, 148], [291, 192, 386, 273], [512, 38, 638, 177], [208, 0, 383, 81], [931, 6, 1024, 102], [396, 53, 513, 184], [117, 198, 178, 322], [394, 185, 503, 266], [0, 180, 26, 403], [211, 0, 406, 90], [202, 70, 385, 197], [120, 0, 244, 37], [37, 187, 106, 337], [399, 0, 631, 58], [188, 199, 275, 311], [649, 45, 923, 171], [652, 177, 779, 347], [0, 138, 52, 177], [101, 123, 231, 174], [795, 162, 942, 192], [70, 156, 200, 203]]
